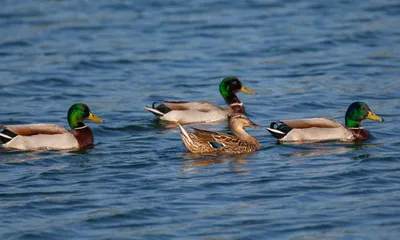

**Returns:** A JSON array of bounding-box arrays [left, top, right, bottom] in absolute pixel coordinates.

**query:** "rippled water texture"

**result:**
[[1, 0, 400, 239]]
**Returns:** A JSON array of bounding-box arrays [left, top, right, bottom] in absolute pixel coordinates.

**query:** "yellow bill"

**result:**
[[88, 112, 105, 123], [367, 111, 384, 122], [240, 85, 256, 95]]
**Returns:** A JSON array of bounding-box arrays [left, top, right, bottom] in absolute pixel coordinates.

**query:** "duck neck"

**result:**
[[68, 115, 86, 129], [229, 103, 245, 114], [345, 118, 360, 128], [71, 126, 94, 148], [220, 85, 241, 106], [231, 125, 258, 144]]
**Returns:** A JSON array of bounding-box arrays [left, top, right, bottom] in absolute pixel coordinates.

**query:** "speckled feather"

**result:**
[[178, 114, 260, 154]]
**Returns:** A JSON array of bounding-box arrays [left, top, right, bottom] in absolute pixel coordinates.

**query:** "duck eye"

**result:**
[[82, 106, 89, 113], [231, 80, 241, 89]]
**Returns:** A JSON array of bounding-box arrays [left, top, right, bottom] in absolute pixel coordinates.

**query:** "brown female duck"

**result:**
[[178, 113, 261, 154]]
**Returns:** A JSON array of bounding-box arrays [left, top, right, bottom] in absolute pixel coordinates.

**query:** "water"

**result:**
[[1, 0, 400, 239]]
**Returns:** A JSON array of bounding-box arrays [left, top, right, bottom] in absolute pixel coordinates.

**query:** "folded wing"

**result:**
[[1, 124, 69, 136], [279, 118, 342, 129]]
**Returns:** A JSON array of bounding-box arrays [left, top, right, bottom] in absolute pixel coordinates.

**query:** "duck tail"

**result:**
[[144, 105, 165, 117], [0, 127, 17, 144], [145, 102, 173, 117], [178, 124, 193, 144], [178, 124, 194, 152], [266, 122, 287, 139]]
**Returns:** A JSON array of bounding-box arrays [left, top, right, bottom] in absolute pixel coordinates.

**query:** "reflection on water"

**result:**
[[280, 142, 379, 158], [0, 147, 91, 163], [1, 0, 399, 238], [284, 146, 352, 158], [351, 153, 372, 160], [0, 150, 71, 163], [181, 152, 258, 174]]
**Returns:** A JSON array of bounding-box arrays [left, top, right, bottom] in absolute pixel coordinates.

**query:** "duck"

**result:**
[[178, 113, 261, 154], [0, 103, 104, 150], [267, 102, 384, 143], [145, 76, 256, 124]]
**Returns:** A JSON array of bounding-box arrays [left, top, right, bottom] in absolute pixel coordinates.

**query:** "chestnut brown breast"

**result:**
[[230, 105, 245, 114], [350, 128, 370, 142], [72, 127, 94, 148]]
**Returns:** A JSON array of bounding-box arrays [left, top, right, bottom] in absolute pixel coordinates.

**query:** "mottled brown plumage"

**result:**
[[178, 114, 260, 155]]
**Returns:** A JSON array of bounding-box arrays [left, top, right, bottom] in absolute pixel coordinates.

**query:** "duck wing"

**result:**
[[279, 118, 342, 129], [1, 124, 69, 136], [192, 128, 238, 146], [145, 101, 227, 124], [161, 101, 223, 112]]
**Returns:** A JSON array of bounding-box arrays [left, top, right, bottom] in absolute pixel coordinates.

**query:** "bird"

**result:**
[[145, 76, 256, 124], [266, 102, 384, 143], [0, 103, 104, 150], [178, 113, 261, 154]]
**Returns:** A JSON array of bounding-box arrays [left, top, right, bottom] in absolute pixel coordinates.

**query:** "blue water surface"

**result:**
[[1, 0, 400, 239]]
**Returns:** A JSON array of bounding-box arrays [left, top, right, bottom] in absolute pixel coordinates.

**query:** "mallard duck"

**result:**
[[267, 102, 384, 143], [178, 113, 261, 154], [145, 76, 256, 124], [0, 103, 104, 150]]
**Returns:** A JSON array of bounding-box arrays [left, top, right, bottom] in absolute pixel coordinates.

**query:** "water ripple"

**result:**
[[0, 0, 399, 239]]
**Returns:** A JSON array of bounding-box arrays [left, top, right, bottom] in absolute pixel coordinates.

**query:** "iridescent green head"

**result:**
[[67, 103, 104, 129], [345, 102, 383, 128], [219, 76, 256, 105]]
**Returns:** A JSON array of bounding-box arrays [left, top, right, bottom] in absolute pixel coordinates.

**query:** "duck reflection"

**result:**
[[280, 142, 378, 158], [181, 152, 258, 174], [0, 148, 78, 163]]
